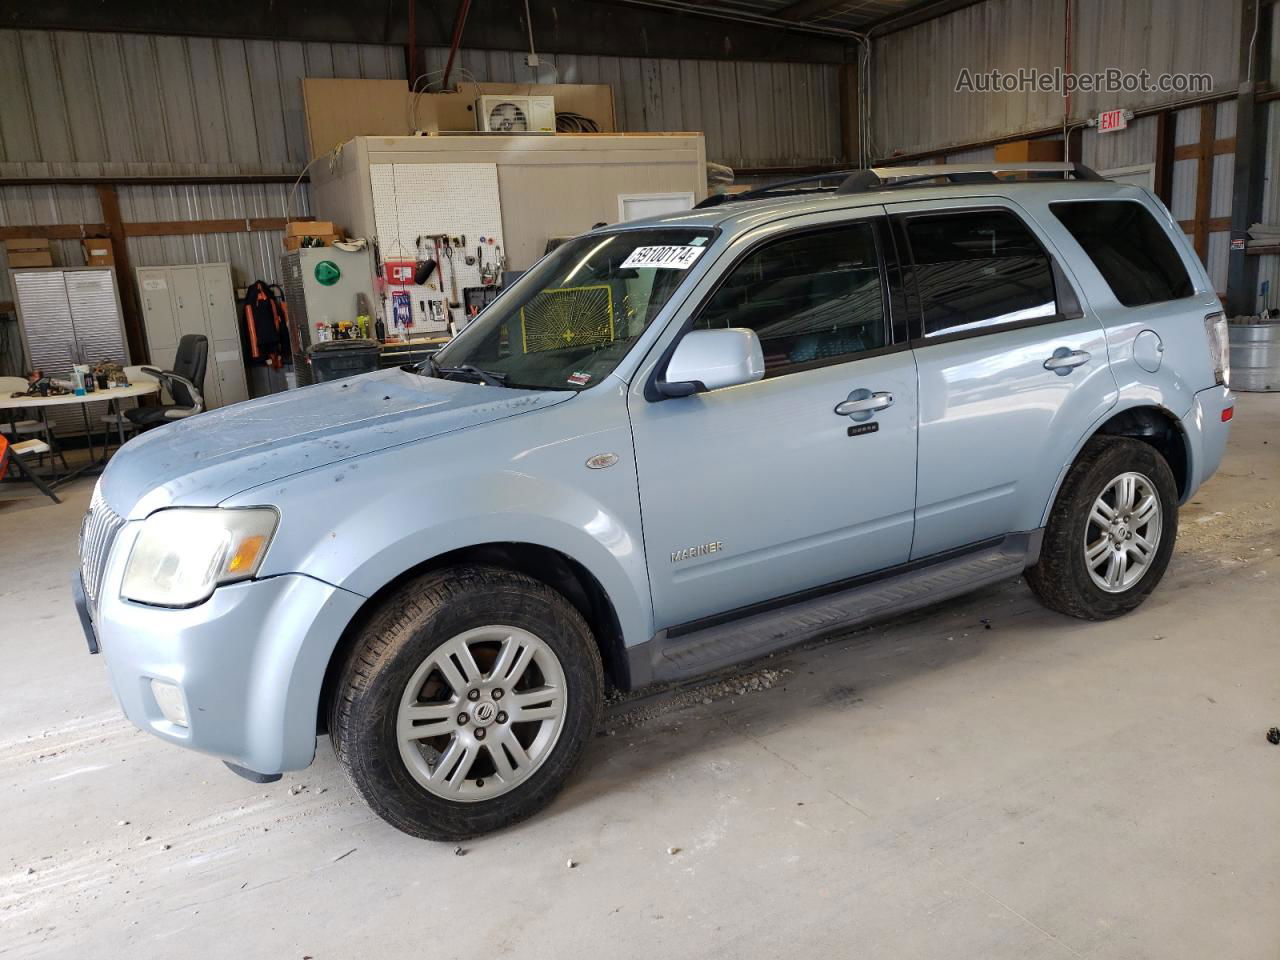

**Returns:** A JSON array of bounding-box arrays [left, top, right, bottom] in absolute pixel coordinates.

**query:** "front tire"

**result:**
[[329, 565, 604, 840], [1027, 436, 1179, 620]]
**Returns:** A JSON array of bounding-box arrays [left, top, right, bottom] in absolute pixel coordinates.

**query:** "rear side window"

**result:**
[[695, 222, 886, 376], [1050, 200, 1193, 307], [904, 209, 1057, 337]]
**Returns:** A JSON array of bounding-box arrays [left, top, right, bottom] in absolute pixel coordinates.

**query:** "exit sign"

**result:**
[[1098, 108, 1128, 133]]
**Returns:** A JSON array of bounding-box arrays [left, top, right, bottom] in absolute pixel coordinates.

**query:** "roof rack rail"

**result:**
[[695, 162, 1105, 208], [836, 162, 1104, 194], [695, 169, 863, 208]]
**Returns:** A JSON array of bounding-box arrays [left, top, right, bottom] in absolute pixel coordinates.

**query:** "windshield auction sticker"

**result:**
[[620, 245, 707, 269]]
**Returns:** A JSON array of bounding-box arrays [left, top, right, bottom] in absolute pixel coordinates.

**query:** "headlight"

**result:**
[[121, 508, 279, 607], [1204, 311, 1229, 387]]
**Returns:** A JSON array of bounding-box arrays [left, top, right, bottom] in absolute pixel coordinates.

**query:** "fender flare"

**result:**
[[1038, 397, 1194, 528]]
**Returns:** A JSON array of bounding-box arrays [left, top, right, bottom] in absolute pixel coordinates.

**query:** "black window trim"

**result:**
[[891, 204, 1083, 348], [644, 214, 906, 401], [1047, 197, 1197, 308]]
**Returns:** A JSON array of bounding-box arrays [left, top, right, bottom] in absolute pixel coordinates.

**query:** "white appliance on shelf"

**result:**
[[475, 95, 555, 133]]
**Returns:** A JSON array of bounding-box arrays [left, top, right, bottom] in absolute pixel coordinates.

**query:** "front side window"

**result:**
[[694, 222, 887, 375], [433, 228, 713, 390], [1050, 200, 1193, 307], [904, 209, 1057, 337]]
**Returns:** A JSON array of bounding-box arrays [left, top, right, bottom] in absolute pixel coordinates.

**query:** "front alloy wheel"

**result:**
[[397, 626, 568, 801], [329, 565, 604, 840]]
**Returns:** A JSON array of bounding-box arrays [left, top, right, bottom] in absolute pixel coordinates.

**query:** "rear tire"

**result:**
[[329, 565, 604, 840], [1027, 436, 1178, 620]]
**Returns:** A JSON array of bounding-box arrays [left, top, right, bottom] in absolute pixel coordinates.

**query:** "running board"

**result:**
[[628, 532, 1040, 687]]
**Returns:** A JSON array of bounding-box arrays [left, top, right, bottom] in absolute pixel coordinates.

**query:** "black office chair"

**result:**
[[126, 334, 208, 431]]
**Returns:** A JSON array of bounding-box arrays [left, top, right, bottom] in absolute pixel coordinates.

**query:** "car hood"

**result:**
[[100, 367, 572, 518]]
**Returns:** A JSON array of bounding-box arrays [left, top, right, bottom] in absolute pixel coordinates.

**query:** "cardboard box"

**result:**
[[8, 251, 53, 267], [285, 220, 334, 238], [4, 237, 50, 253], [283, 233, 338, 251], [994, 139, 1064, 163], [82, 239, 114, 266]]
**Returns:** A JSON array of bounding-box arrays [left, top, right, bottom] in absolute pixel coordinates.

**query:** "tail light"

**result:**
[[1203, 312, 1229, 387]]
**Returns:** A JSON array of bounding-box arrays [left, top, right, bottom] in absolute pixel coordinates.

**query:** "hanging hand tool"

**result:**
[[441, 236, 460, 309]]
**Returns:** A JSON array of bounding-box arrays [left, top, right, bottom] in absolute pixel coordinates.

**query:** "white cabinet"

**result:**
[[136, 263, 249, 410]]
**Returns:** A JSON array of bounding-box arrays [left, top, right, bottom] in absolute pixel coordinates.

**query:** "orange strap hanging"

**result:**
[[244, 301, 261, 360]]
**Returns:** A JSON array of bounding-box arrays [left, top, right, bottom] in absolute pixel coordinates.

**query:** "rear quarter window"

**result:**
[[1049, 200, 1193, 307], [903, 208, 1058, 338]]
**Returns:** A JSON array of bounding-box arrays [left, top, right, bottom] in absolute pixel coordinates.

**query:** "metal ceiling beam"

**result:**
[[774, 0, 852, 22], [863, 0, 987, 36], [595, 0, 864, 38], [0, 0, 854, 62]]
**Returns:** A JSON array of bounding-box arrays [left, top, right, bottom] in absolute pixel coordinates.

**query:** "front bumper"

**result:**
[[90, 530, 364, 774]]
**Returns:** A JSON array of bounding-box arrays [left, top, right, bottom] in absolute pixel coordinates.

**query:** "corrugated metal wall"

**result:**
[[871, 0, 1240, 158], [0, 27, 841, 314], [426, 47, 841, 169], [871, 0, 1065, 157], [0, 32, 840, 176], [0, 31, 406, 178]]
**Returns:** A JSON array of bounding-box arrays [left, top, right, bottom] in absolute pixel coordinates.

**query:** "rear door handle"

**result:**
[[834, 390, 894, 416], [1044, 348, 1091, 374]]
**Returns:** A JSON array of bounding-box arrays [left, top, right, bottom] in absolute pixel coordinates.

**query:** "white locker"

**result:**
[[136, 263, 248, 410]]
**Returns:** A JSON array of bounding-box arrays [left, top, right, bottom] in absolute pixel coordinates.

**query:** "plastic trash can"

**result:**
[[305, 339, 382, 384]]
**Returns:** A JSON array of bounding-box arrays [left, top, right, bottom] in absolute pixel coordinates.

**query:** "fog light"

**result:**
[[150, 679, 189, 727]]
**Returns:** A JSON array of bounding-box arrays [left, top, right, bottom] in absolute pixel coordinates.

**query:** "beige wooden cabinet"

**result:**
[[136, 263, 249, 410]]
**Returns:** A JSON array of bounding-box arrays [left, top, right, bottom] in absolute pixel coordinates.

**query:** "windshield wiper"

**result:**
[[431, 359, 509, 387]]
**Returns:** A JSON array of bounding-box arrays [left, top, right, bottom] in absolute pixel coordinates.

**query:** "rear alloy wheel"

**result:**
[[1027, 436, 1178, 620], [330, 566, 603, 840], [1083, 471, 1164, 593]]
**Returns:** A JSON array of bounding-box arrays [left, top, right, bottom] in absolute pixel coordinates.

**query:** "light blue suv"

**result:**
[[75, 163, 1234, 839]]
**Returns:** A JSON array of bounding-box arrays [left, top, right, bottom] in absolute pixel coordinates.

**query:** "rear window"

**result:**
[[904, 209, 1057, 337], [1050, 200, 1193, 307]]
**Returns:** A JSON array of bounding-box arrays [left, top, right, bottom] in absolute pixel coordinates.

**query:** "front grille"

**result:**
[[80, 485, 126, 614]]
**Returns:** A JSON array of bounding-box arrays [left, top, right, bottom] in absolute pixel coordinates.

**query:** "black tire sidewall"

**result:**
[[1040, 438, 1179, 618], [334, 567, 603, 841]]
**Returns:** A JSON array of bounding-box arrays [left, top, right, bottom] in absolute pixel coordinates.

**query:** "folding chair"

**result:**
[[0, 434, 61, 504]]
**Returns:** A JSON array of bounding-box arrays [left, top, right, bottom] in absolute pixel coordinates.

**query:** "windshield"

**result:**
[[431, 227, 715, 390]]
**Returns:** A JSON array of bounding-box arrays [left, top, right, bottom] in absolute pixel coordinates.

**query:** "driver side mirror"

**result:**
[[657, 328, 766, 397]]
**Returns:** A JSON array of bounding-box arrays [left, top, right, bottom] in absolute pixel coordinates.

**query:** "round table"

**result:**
[[0, 381, 161, 485]]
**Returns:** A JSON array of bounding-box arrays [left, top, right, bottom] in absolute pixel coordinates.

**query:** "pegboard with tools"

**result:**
[[370, 162, 507, 337]]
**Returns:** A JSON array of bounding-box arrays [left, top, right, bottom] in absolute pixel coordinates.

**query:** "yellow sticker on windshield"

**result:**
[[520, 284, 615, 354]]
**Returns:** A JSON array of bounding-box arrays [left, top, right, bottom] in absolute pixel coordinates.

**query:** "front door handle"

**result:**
[[834, 390, 894, 417], [1044, 348, 1091, 374]]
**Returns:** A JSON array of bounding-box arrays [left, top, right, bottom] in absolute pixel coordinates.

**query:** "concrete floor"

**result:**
[[2, 394, 1278, 960]]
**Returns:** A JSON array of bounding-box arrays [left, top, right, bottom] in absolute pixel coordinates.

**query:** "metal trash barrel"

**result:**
[[1228, 318, 1280, 392], [305, 338, 382, 384]]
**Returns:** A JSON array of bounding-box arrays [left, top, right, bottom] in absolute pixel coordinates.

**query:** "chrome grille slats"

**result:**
[[80, 486, 125, 613]]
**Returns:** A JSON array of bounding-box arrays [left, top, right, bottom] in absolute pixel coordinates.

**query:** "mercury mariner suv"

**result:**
[[75, 163, 1234, 840]]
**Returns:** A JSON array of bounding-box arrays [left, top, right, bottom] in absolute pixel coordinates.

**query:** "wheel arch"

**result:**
[[1041, 402, 1192, 528], [317, 541, 632, 734]]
